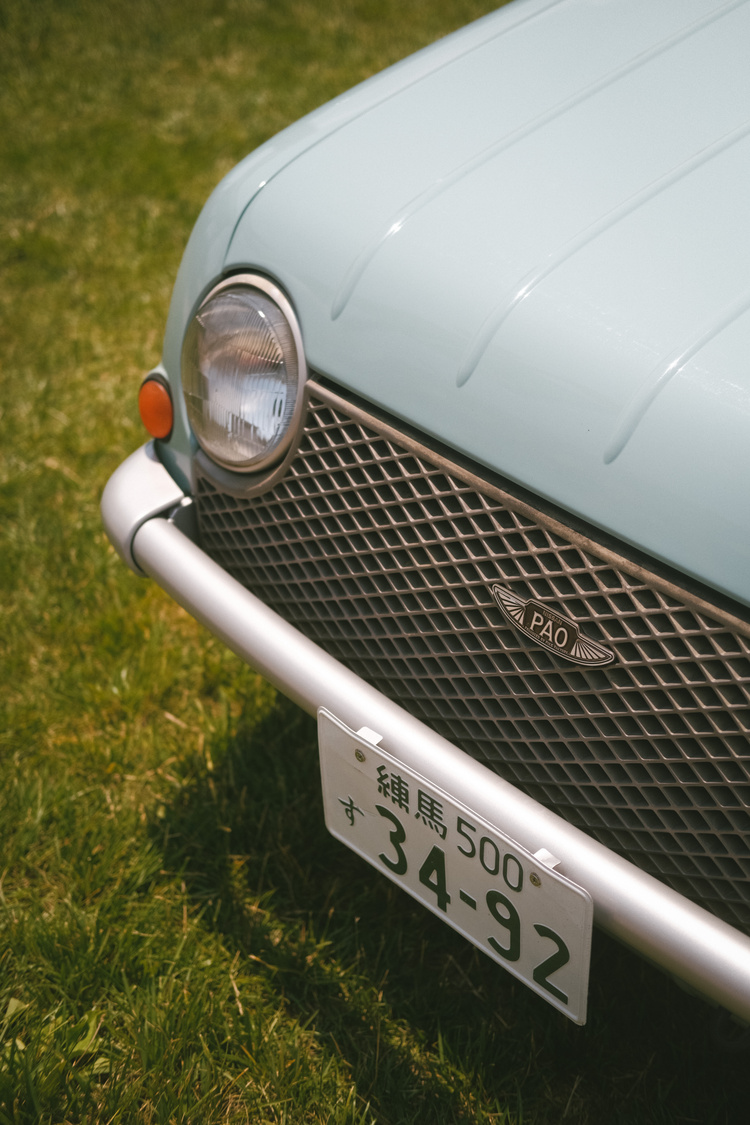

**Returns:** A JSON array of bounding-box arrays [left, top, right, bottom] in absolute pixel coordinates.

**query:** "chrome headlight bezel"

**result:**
[[181, 273, 308, 474]]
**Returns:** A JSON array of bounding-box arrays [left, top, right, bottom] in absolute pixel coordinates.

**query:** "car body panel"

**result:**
[[220, 0, 750, 605]]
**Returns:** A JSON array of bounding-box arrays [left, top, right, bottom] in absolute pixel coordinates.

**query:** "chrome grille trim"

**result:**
[[194, 381, 750, 932]]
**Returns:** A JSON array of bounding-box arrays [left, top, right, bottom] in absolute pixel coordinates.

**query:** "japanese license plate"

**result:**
[[318, 710, 593, 1024]]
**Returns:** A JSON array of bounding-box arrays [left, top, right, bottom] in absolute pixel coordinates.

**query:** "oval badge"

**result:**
[[491, 584, 614, 667]]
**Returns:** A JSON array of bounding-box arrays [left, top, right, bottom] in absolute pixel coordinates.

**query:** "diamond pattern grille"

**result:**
[[195, 387, 750, 933]]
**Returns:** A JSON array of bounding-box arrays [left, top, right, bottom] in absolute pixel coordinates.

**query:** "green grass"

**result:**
[[0, 0, 748, 1121]]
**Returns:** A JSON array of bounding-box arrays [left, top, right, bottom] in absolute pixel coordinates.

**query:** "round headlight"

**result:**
[[181, 275, 306, 472]]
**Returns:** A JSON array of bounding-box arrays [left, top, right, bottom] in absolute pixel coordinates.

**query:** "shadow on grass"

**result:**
[[155, 695, 745, 1124]]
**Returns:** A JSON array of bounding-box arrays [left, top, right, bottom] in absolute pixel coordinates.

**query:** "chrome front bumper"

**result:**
[[102, 442, 750, 1022]]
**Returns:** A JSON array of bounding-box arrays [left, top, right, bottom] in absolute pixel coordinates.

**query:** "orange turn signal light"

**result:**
[[138, 376, 173, 439]]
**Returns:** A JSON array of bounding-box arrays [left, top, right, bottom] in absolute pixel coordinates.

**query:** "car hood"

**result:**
[[223, 0, 750, 606]]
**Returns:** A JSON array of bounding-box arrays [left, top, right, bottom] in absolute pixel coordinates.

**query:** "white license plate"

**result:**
[[318, 710, 593, 1024]]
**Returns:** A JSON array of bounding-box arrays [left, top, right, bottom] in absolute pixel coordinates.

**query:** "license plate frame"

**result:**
[[318, 709, 593, 1024]]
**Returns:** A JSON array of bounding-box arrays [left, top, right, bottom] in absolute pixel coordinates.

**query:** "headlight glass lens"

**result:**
[[182, 281, 302, 471]]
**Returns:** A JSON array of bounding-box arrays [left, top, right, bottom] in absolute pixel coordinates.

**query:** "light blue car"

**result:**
[[103, 0, 750, 1025]]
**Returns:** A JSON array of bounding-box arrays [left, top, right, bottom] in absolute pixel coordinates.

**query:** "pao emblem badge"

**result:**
[[491, 584, 614, 667]]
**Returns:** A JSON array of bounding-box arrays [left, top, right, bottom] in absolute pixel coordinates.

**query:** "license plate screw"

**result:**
[[530, 872, 542, 887], [355, 748, 366, 762]]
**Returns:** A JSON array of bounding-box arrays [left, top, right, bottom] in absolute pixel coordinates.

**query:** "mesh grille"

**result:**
[[195, 386, 750, 933]]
